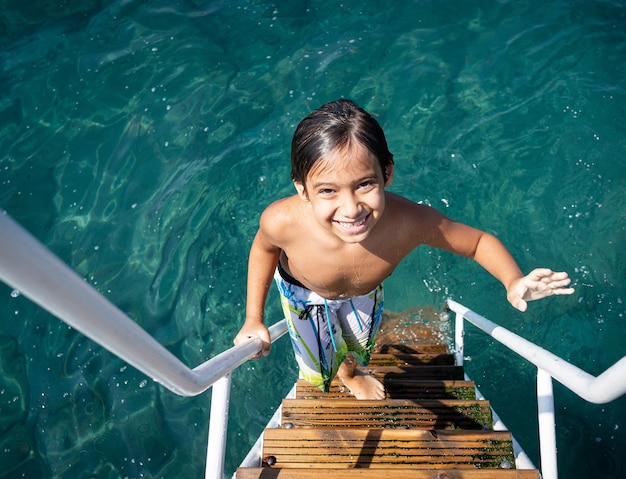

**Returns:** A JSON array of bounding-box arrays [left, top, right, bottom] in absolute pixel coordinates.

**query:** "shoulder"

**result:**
[[384, 192, 485, 252], [385, 192, 447, 223], [258, 195, 305, 244], [260, 195, 301, 224], [382, 192, 454, 244]]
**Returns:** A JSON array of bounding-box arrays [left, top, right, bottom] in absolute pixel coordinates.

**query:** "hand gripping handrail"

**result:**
[[447, 299, 626, 404], [0, 211, 288, 397]]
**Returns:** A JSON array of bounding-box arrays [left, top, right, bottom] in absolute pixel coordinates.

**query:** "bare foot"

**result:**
[[340, 368, 386, 399], [337, 355, 386, 400]]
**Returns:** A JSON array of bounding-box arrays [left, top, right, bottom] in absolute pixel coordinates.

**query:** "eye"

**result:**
[[318, 188, 335, 196], [357, 180, 375, 190]]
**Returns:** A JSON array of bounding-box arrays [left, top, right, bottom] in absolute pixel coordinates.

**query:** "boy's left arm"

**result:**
[[411, 205, 574, 312], [471, 232, 574, 312]]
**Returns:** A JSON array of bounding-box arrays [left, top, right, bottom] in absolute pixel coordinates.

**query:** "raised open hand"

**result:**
[[507, 268, 575, 312]]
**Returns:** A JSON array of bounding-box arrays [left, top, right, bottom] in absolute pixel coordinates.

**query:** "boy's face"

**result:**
[[294, 143, 394, 244]]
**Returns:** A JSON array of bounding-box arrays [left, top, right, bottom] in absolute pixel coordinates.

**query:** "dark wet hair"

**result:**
[[290, 99, 394, 186]]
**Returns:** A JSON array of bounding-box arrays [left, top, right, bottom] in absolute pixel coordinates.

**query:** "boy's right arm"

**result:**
[[233, 220, 281, 358]]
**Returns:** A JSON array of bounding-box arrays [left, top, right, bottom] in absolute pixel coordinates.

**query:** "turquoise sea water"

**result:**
[[1, 1, 625, 477]]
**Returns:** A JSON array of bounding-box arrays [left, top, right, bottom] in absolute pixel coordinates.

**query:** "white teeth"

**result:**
[[336, 216, 367, 229]]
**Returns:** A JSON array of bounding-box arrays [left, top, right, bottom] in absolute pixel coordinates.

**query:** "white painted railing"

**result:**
[[0, 211, 288, 479], [447, 299, 626, 479]]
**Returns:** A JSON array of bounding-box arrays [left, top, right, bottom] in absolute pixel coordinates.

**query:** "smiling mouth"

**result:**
[[334, 213, 370, 231]]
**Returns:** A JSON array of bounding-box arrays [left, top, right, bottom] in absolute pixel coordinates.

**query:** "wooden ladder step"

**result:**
[[296, 379, 476, 400], [235, 342, 541, 477], [259, 428, 517, 469], [364, 365, 465, 380], [368, 352, 455, 366], [236, 468, 542, 478], [373, 343, 449, 355], [281, 398, 492, 430]]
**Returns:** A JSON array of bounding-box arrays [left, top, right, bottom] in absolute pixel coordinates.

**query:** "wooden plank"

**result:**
[[368, 352, 455, 366], [384, 379, 476, 400], [296, 379, 476, 400], [264, 429, 513, 452], [281, 399, 492, 430], [365, 365, 466, 381], [264, 427, 512, 443], [236, 468, 542, 478], [372, 343, 449, 355], [261, 428, 515, 469]]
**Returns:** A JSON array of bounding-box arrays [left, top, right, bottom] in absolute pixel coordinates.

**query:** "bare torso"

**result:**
[[266, 192, 429, 299]]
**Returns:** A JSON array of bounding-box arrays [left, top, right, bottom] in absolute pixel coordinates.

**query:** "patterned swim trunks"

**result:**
[[274, 263, 384, 392]]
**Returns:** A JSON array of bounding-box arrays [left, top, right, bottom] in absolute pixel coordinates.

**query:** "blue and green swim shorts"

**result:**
[[274, 262, 384, 392]]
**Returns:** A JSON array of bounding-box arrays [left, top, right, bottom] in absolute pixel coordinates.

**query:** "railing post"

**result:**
[[454, 308, 465, 367], [537, 368, 558, 479], [206, 374, 232, 479]]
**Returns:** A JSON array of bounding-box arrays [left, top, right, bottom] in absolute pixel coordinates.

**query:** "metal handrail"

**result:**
[[448, 299, 626, 404], [447, 299, 626, 479], [0, 211, 289, 479], [0, 211, 288, 396]]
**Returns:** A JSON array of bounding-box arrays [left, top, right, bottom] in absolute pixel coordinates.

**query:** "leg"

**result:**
[[335, 286, 385, 399], [336, 354, 385, 400], [275, 272, 347, 393]]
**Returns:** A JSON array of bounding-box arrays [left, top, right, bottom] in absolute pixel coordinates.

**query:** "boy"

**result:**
[[234, 99, 574, 400]]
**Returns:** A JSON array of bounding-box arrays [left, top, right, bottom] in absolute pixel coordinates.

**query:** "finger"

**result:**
[[528, 268, 554, 280], [248, 337, 270, 359], [233, 334, 253, 346], [542, 272, 570, 283], [539, 281, 571, 293], [259, 337, 271, 356], [508, 293, 528, 312], [551, 271, 570, 279], [545, 275, 572, 288], [253, 342, 269, 360], [550, 274, 571, 283], [551, 287, 575, 295]]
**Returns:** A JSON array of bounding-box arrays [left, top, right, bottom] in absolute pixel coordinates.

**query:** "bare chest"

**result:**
[[281, 244, 398, 299]]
